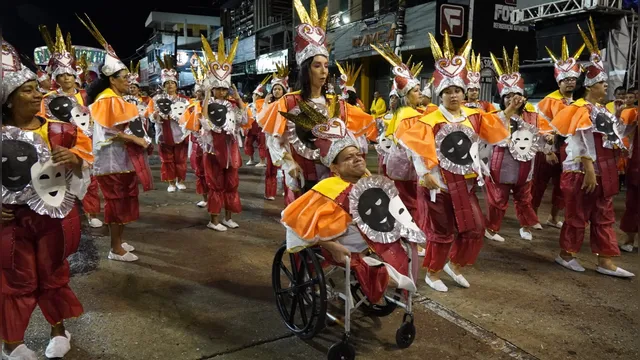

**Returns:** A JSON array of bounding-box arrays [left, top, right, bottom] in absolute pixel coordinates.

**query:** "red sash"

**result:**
[[125, 143, 154, 191], [593, 133, 619, 198], [160, 118, 176, 146], [48, 121, 77, 149]]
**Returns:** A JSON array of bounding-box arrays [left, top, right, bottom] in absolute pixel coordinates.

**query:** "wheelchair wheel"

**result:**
[[272, 244, 327, 340], [395, 314, 416, 349], [350, 282, 398, 317], [327, 339, 356, 360]]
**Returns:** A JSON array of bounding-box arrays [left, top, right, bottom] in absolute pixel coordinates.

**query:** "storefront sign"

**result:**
[[256, 50, 288, 74]]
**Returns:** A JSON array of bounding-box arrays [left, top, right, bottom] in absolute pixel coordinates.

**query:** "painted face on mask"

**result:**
[[376, 136, 393, 154], [156, 98, 173, 115], [48, 96, 74, 122], [388, 195, 420, 232], [129, 119, 146, 138], [511, 129, 535, 157], [357, 188, 395, 232], [171, 102, 186, 119], [594, 113, 616, 141], [2, 140, 38, 191], [441, 131, 473, 166], [208, 102, 228, 128], [30, 159, 67, 207], [70, 106, 91, 133]]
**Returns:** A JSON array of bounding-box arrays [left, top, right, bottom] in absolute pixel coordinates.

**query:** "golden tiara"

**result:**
[[336, 62, 362, 87], [128, 60, 140, 75], [370, 43, 422, 77], [274, 62, 289, 79], [428, 32, 472, 62], [467, 50, 482, 73], [294, 0, 328, 31], [200, 32, 239, 65], [545, 37, 585, 63], [577, 16, 600, 56], [490, 46, 520, 76]]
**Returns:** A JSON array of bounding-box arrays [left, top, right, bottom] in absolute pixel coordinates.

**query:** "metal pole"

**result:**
[[394, 0, 406, 57], [468, 0, 475, 40]]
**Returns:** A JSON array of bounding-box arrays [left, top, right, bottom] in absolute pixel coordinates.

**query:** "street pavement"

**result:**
[[21, 151, 638, 360]]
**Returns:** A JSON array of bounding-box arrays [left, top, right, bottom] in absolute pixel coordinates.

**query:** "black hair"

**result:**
[[615, 86, 627, 93], [346, 90, 358, 106], [86, 69, 126, 105], [295, 56, 326, 101], [627, 87, 638, 93], [270, 84, 286, 102], [499, 93, 527, 113]]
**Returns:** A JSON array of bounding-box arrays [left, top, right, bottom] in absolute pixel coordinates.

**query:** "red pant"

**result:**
[[189, 138, 208, 195], [265, 152, 279, 198], [203, 153, 242, 214], [97, 173, 140, 224], [559, 172, 620, 256], [244, 131, 267, 159], [1, 206, 84, 342], [619, 181, 639, 233], [531, 152, 564, 210], [420, 190, 484, 272], [82, 175, 101, 215], [485, 181, 539, 232], [159, 141, 188, 182]]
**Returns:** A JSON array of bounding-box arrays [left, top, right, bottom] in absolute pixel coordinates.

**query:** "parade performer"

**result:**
[[123, 60, 154, 157], [38, 25, 88, 117], [336, 61, 375, 154], [146, 55, 189, 192], [1, 40, 93, 360], [244, 75, 270, 167], [36, 69, 52, 94], [397, 33, 511, 292], [464, 52, 496, 113], [258, 0, 375, 204], [200, 33, 248, 231], [484, 47, 549, 242], [79, 14, 153, 262], [281, 109, 423, 299], [551, 18, 634, 277], [619, 107, 639, 252], [531, 38, 584, 229], [419, 79, 438, 113], [181, 63, 209, 208]]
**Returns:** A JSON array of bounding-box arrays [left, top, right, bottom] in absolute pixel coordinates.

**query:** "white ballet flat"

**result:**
[[555, 256, 585, 272], [443, 263, 470, 288], [45, 330, 71, 358], [424, 274, 448, 292]]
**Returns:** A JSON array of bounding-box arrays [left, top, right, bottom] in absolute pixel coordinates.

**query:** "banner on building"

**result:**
[[256, 50, 288, 74]]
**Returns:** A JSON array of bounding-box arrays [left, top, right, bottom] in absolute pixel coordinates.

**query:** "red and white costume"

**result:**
[[245, 76, 270, 164], [182, 64, 208, 197], [619, 108, 639, 235], [464, 51, 497, 113]]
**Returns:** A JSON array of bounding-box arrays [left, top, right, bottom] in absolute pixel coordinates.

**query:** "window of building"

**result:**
[[340, 0, 349, 12], [187, 28, 194, 37]]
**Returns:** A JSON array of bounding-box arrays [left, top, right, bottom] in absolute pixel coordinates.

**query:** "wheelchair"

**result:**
[[272, 242, 416, 360]]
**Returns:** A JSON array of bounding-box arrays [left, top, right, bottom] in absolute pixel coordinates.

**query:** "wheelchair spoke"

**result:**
[[280, 263, 295, 283], [297, 294, 309, 324], [276, 279, 315, 295], [288, 294, 298, 324]]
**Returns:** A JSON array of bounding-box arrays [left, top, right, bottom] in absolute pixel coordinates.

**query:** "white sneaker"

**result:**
[[108, 251, 139, 262], [255, 162, 267, 168], [555, 256, 585, 272], [176, 182, 186, 190], [246, 159, 255, 165], [546, 219, 563, 229], [2, 344, 37, 360], [222, 219, 239, 229], [167, 184, 176, 193], [424, 274, 448, 292], [443, 263, 470, 288], [121, 242, 135, 252], [264, 196, 275, 201], [45, 330, 71, 358], [620, 244, 635, 253], [519, 228, 533, 241], [484, 230, 505, 242], [596, 266, 635, 278], [207, 222, 227, 231], [417, 248, 426, 257], [532, 223, 543, 230], [88, 217, 103, 228], [196, 200, 208, 208]]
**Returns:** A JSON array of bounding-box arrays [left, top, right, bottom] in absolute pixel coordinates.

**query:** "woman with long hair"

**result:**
[[80, 14, 152, 262], [1, 41, 92, 360]]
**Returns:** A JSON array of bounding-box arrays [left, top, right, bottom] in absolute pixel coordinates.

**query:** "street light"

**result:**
[[341, 12, 350, 25]]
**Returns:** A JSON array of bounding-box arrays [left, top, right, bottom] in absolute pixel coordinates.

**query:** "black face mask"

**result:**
[[295, 124, 318, 150], [129, 119, 146, 138], [441, 131, 473, 165], [49, 96, 74, 122], [594, 113, 617, 141], [156, 98, 173, 115], [509, 119, 520, 134], [2, 140, 38, 191], [208, 102, 228, 127], [357, 188, 395, 232]]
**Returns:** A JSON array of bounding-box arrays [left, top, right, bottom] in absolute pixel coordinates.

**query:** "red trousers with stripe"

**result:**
[[189, 137, 208, 195], [485, 181, 539, 232], [531, 152, 564, 211], [264, 152, 279, 198], [203, 153, 242, 214], [96, 173, 140, 224], [159, 141, 188, 182], [82, 175, 101, 215]]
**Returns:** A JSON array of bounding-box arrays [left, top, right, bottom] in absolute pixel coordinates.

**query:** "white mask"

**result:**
[[30, 159, 67, 207], [388, 195, 421, 232], [511, 129, 535, 158], [70, 107, 91, 133], [171, 102, 187, 119]]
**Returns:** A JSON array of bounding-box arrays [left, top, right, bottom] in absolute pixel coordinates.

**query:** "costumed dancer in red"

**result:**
[[146, 55, 189, 192], [36, 69, 52, 94], [619, 107, 639, 252], [551, 18, 634, 278], [531, 38, 585, 229], [463, 52, 496, 113], [1, 41, 93, 360], [80, 14, 153, 262], [483, 48, 550, 242], [199, 33, 248, 231], [419, 79, 438, 114], [245, 76, 270, 167], [397, 33, 511, 292], [258, 0, 375, 205]]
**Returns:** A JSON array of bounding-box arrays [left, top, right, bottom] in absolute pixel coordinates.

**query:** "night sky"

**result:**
[[1, 0, 219, 64]]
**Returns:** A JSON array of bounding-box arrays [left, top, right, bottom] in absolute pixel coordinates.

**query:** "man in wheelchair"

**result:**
[[281, 130, 425, 305]]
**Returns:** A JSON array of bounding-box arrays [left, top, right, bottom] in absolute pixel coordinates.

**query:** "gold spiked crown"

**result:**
[[371, 43, 422, 97], [75, 53, 88, 85], [428, 32, 472, 96], [201, 33, 239, 89], [294, 0, 329, 65], [157, 54, 178, 85], [39, 24, 76, 79], [77, 13, 126, 76], [490, 46, 525, 97], [545, 37, 585, 84], [190, 55, 206, 91], [271, 62, 290, 90], [127, 60, 141, 86], [336, 61, 362, 98], [466, 50, 482, 90], [578, 17, 606, 87], [253, 74, 272, 96]]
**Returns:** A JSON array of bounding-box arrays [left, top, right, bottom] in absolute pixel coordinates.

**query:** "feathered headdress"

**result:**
[[429, 32, 472, 96], [545, 37, 585, 84], [253, 74, 272, 97], [127, 60, 141, 86], [271, 62, 290, 91], [77, 13, 126, 76], [39, 25, 76, 79], [577, 17, 606, 87], [2, 41, 37, 104], [466, 50, 482, 90], [293, 0, 329, 65], [156, 54, 178, 86], [336, 62, 362, 99], [371, 44, 422, 97], [490, 46, 525, 96], [191, 56, 206, 92], [201, 33, 239, 89]]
